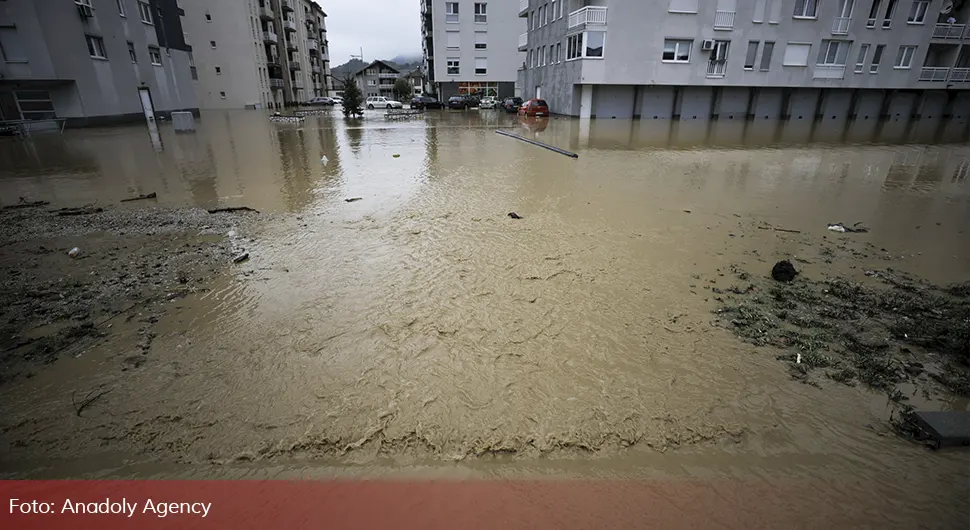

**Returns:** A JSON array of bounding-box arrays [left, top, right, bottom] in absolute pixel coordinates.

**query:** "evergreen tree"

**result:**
[[341, 74, 364, 118]]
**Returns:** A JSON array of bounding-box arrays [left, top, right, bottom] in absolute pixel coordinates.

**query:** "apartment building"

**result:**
[[181, 0, 332, 109], [421, 0, 526, 98], [519, 0, 970, 120], [353, 60, 401, 98], [0, 0, 197, 127]]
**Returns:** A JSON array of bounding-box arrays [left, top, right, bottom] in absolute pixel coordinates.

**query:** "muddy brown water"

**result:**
[[1, 110, 969, 524]]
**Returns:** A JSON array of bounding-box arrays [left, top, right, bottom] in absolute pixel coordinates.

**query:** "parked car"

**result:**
[[331, 96, 343, 105], [306, 96, 335, 106], [447, 95, 471, 109], [518, 98, 550, 117], [501, 97, 523, 113], [479, 96, 498, 109], [411, 96, 443, 109], [365, 96, 403, 109]]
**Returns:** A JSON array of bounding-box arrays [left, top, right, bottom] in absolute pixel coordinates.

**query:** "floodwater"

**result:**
[[1, 110, 969, 525]]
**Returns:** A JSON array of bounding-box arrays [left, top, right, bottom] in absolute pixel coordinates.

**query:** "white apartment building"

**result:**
[[519, 0, 970, 120], [421, 0, 526, 98], [181, 0, 332, 109]]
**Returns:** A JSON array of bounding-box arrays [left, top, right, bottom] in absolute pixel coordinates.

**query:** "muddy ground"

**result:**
[[0, 203, 262, 385]]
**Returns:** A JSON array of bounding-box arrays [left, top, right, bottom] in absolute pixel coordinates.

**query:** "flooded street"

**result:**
[[1, 110, 969, 525]]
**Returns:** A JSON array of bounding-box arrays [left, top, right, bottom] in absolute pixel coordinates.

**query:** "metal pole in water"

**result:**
[[494, 130, 579, 159]]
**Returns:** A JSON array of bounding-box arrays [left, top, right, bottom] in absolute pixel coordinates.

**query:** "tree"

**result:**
[[393, 78, 411, 103], [340, 74, 364, 118]]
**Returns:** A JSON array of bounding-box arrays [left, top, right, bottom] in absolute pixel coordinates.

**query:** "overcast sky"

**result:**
[[324, 1, 422, 65]]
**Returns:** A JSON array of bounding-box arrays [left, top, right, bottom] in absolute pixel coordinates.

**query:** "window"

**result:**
[[585, 31, 605, 58], [870, 43, 885, 72], [894, 45, 916, 68], [149, 46, 162, 65], [117, 0, 126, 17], [475, 31, 487, 49], [220, 91, 227, 99], [446, 2, 458, 23], [782, 42, 811, 66], [215, 66, 222, 74], [447, 58, 459, 75], [475, 2, 487, 23], [793, 0, 818, 17], [446, 31, 459, 49], [855, 43, 869, 72], [547, 45, 554, 64], [15, 90, 56, 121], [567, 34, 581, 59], [475, 57, 487, 74], [205, 12, 212, 22], [127, 41, 137, 62], [882, 0, 897, 27], [668, 0, 699, 13], [744, 41, 759, 69], [551, 1, 557, 22], [86, 35, 106, 59], [907, 0, 928, 23], [662, 39, 692, 62], [818, 40, 850, 65], [367, 79, 377, 86], [532, 10, 537, 30], [760, 41, 774, 70], [138, 1, 153, 24], [210, 40, 217, 48], [556, 42, 561, 62], [867, 0, 880, 26], [538, 6, 544, 26]]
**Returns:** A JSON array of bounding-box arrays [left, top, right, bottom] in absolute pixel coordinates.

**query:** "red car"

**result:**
[[518, 98, 549, 117]]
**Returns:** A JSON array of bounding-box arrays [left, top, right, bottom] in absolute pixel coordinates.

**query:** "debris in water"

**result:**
[[232, 252, 250, 264], [120, 192, 158, 202], [207, 206, 259, 214], [57, 206, 103, 216], [345, 197, 363, 203], [508, 212, 523, 219], [68, 247, 81, 258], [320, 155, 329, 164], [796, 353, 803, 364], [4, 198, 50, 209], [392, 154, 401, 158], [827, 222, 869, 233], [771, 260, 797, 282]]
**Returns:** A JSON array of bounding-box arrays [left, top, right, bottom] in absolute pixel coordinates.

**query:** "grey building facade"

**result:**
[[0, 0, 198, 127], [520, 0, 970, 120], [354, 60, 401, 98], [421, 0, 526, 98]]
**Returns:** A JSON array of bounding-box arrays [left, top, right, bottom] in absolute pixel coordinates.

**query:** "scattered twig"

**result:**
[[56, 207, 103, 216], [72, 388, 113, 417], [207, 206, 259, 214], [120, 192, 157, 202], [344, 197, 363, 203], [3, 337, 39, 353], [4, 199, 50, 209], [758, 226, 802, 234]]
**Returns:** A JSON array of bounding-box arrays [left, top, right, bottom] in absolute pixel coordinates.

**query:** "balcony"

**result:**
[[293, 78, 304, 89], [379, 72, 398, 78], [263, 31, 278, 44], [518, 32, 528, 51], [933, 23, 966, 39], [289, 61, 301, 70], [519, 0, 528, 17], [280, 0, 294, 12], [813, 64, 846, 79], [568, 6, 607, 29], [259, 6, 274, 21], [832, 16, 850, 35], [283, 20, 297, 32], [287, 40, 298, 51], [706, 60, 726, 78], [307, 38, 318, 52], [270, 78, 284, 89], [950, 67, 970, 82], [919, 66, 950, 81], [311, 64, 321, 73], [713, 10, 735, 30]]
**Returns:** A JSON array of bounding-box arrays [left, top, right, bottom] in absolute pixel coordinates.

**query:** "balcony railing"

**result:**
[[933, 23, 966, 39], [307, 38, 318, 51], [519, 0, 529, 17], [919, 66, 950, 81], [832, 16, 850, 35], [259, 6, 274, 20], [706, 60, 727, 78], [379, 72, 398, 78], [813, 64, 846, 79], [262, 31, 278, 44], [283, 20, 297, 32], [289, 61, 301, 70], [568, 6, 607, 29], [269, 78, 284, 89], [293, 78, 304, 89], [950, 67, 970, 82], [311, 64, 321, 73], [280, 0, 294, 12], [713, 10, 735, 30], [518, 32, 528, 51]]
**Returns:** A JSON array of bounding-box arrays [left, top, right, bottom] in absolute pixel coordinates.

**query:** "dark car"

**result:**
[[448, 95, 473, 109], [411, 96, 443, 110], [502, 97, 523, 113], [518, 98, 550, 117]]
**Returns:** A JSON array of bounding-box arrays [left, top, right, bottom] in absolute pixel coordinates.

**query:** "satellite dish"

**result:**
[[942, 0, 954, 14]]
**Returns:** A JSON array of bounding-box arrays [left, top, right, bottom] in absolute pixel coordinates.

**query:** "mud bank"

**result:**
[[0, 205, 261, 384]]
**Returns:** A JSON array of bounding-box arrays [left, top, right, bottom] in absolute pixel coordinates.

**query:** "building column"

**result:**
[[579, 84, 593, 119]]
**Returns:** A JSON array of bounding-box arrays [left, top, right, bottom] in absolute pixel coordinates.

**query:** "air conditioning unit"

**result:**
[[701, 39, 716, 51]]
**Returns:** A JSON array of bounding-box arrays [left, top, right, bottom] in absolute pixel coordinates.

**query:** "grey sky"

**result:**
[[323, 1, 422, 65]]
